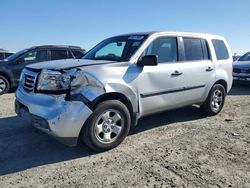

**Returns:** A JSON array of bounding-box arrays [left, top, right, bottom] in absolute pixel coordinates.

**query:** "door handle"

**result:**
[[171, 70, 183, 76], [206, 67, 214, 72]]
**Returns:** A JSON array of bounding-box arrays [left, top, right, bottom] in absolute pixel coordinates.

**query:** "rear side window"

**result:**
[[183, 38, 208, 61], [50, 50, 68, 60], [36, 50, 48, 62], [212, 40, 229, 60], [0, 53, 4, 60], [72, 50, 85, 59]]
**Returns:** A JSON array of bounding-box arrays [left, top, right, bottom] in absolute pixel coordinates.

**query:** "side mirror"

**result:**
[[138, 55, 158, 67]]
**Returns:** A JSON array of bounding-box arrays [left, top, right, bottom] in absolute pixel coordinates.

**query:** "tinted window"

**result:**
[[212, 40, 229, 60], [5, 53, 13, 58], [201, 39, 210, 60], [5, 49, 28, 61], [0, 53, 4, 60], [239, 52, 250, 61], [51, 50, 68, 60], [183, 38, 204, 61], [72, 50, 84, 59], [36, 50, 47, 62], [145, 37, 178, 63], [23, 51, 37, 62]]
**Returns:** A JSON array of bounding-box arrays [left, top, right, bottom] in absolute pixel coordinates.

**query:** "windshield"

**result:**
[[4, 49, 28, 61], [83, 35, 148, 62], [238, 52, 250, 61]]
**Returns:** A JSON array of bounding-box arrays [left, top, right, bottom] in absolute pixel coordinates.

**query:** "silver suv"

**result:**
[[15, 32, 233, 151]]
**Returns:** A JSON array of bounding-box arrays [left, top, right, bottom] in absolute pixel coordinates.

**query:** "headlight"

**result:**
[[37, 69, 71, 91]]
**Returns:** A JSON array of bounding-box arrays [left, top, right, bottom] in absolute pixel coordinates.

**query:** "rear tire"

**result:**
[[200, 84, 226, 116], [0, 75, 10, 95], [81, 100, 131, 151]]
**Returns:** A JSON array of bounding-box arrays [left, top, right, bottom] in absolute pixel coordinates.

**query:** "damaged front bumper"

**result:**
[[15, 88, 93, 146]]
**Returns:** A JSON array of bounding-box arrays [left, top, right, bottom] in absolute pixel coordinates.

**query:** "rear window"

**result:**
[[212, 39, 229, 60], [183, 38, 210, 61]]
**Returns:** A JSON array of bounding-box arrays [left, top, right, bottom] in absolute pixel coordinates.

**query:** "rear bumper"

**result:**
[[15, 88, 93, 146]]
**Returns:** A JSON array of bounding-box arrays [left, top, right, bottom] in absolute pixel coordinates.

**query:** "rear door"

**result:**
[[177, 37, 216, 103]]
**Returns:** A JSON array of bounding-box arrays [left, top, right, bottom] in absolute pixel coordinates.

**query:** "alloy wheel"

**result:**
[[94, 109, 124, 144]]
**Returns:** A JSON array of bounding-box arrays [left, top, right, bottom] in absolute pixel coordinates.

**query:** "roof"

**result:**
[[114, 31, 224, 40], [31, 45, 84, 50], [0, 48, 15, 53]]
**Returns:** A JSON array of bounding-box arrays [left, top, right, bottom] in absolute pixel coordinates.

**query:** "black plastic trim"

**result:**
[[140, 85, 206, 98]]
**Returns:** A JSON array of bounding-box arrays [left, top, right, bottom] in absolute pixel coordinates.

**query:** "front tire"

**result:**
[[201, 84, 226, 116], [82, 100, 131, 151], [0, 75, 10, 95]]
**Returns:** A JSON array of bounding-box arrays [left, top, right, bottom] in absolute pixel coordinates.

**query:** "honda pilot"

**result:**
[[15, 32, 233, 151]]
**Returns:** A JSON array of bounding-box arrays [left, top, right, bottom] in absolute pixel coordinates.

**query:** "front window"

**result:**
[[84, 35, 148, 62], [144, 37, 178, 63], [5, 49, 28, 61], [238, 52, 250, 61], [21, 50, 48, 63]]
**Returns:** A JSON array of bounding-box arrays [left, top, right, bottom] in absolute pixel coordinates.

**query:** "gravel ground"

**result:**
[[0, 85, 249, 188]]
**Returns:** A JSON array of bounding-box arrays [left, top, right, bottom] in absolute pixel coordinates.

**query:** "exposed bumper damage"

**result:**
[[15, 68, 138, 146], [15, 87, 93, 146]]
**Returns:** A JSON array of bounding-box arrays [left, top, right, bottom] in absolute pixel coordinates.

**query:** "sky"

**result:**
[[0, 0, 249, 55]]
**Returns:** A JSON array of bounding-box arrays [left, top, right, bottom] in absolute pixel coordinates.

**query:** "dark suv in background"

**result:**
[[0, 48, 15, 60], [0, 45, 85, 94]]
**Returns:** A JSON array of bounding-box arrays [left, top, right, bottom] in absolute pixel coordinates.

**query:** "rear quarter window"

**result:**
[[212, 39, 229, 60]]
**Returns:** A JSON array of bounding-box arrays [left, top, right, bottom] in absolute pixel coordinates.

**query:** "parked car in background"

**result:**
[[233, 52, 250, 83], [0, 48, 15, 60], [15, 32, 232, 151], [233, 55, 241, 62], [0, 45, 85, 94]]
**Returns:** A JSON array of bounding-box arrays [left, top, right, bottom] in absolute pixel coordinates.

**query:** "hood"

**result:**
[[233, 60, 250, 68], [26, 59, 117, 70]]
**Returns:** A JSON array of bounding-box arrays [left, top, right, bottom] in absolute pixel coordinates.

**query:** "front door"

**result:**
[[138, 36, 187, 116]]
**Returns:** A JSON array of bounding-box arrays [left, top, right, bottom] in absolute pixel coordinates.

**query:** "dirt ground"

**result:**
[[0, 85, 249, 188]]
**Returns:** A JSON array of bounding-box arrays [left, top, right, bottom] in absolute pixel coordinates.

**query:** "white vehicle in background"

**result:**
[[15, 32, 233, 151], [0, 48, 15, 60]]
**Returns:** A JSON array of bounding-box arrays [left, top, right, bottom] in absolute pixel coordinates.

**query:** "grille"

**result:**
[[22, 69, 39, 92], [233, 68, 241, 73]]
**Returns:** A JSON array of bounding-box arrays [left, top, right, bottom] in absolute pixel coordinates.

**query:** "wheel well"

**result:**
[[214, 79, 227, 92], [0, 72, 11, 86], [91, 92, 134, 118]]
